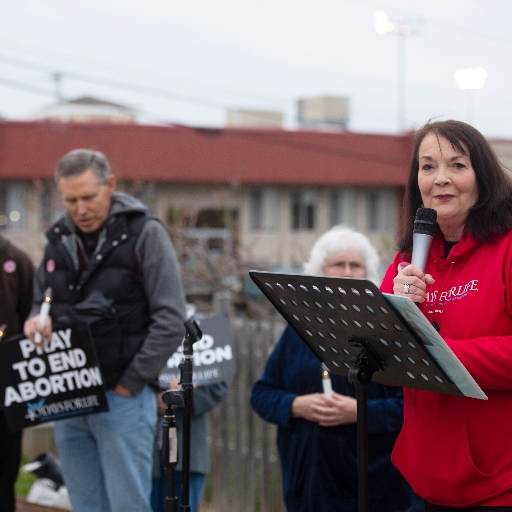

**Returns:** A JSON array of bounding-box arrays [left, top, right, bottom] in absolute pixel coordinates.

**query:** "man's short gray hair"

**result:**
[[302, 225, 381, 285], [55, 149, 111, 185]]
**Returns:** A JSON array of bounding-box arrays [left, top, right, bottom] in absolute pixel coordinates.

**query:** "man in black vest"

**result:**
[[24, 149, 187, 512]]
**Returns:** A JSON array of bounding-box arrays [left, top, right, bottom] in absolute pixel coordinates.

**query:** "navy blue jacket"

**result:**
[[251, 325, 411, 512]]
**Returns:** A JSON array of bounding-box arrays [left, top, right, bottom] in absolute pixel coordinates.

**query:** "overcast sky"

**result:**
[[1, 0, 512, 138]]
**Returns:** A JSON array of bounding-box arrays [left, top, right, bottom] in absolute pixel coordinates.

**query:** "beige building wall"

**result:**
[[155, 183, 323, 268], [2, 180, 400, 280], [240, 187, 323, 269], [154, 183, 399, 271]]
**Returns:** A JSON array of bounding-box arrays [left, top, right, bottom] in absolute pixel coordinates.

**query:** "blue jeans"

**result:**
[[53, 386, 157, 512], [151, 469, 205, 512]]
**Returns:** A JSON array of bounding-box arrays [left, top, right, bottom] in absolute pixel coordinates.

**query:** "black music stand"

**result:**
[[249, 271, 485, 512]]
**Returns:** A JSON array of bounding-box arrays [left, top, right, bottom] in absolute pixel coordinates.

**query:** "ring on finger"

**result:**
[[403, 283, 411, 294]]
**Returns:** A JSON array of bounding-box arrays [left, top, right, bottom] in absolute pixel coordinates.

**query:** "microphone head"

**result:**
[[414, 207, 437, 236]]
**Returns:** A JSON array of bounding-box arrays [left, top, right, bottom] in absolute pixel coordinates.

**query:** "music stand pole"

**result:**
[[354, 380, 368, 512], [348, 347, 383, 512]]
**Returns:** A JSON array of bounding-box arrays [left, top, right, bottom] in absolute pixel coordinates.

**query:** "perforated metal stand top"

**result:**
[[250, 271, 465, 397]]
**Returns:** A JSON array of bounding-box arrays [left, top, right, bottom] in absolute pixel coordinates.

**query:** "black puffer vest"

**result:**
[[44, 211, 151, 389]]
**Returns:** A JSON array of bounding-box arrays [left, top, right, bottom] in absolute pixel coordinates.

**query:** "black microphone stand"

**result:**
[[161, 319, 202, 512], [161, 389, 182, 512]]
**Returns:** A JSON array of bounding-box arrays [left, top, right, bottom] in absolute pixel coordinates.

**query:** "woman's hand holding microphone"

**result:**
[[393, 263, 435, 303]]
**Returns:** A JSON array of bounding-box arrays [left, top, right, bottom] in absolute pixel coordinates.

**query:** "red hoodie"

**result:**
[[380, 229, 512, 507]]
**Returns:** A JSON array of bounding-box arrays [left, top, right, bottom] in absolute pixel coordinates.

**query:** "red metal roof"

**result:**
[[0, 121, 414, 186]]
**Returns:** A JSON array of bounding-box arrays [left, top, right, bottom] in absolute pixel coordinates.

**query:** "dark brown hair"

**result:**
[[398, 120, 512, 255]]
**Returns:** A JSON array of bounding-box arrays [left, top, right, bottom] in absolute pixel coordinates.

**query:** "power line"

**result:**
[[0, 36, 403, 105], [0, 50, 472, 128], [0, 76, 56, 99], [0, 53, 293, 125], [0, 74, 204, 127], [0, 37, 290, 105], [0, 53, 252, 110]]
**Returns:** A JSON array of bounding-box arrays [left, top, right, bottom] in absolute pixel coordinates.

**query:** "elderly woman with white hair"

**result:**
[[251, 226, 411, 512]]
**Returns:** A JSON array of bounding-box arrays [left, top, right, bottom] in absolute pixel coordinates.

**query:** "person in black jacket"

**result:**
[[24, 149, 186, 512], [0, 235, 34, 512], [251, 226, 411, 512]]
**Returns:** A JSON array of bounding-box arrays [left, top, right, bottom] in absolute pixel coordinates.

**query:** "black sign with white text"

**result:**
[[159, 315, 236, 388], [0, 323, 108, 431]]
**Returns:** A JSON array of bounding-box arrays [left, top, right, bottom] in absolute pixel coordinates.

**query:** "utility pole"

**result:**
[[375, 11, 420, 132], [53, 72, 63, 101]]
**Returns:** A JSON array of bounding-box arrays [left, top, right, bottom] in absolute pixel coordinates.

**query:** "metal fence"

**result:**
[[206, 317, 287, 512]]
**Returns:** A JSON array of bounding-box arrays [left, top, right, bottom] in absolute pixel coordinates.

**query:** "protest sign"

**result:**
[[158, 315, 236, 388], [0, 323, 108, 431]]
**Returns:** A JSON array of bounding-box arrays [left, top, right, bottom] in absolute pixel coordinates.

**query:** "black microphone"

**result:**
[[411, 207, 437, 272]]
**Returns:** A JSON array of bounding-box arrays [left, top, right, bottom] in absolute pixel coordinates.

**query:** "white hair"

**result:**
[[302, 225, 381, 285]]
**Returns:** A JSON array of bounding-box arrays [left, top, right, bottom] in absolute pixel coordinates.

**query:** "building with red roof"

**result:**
[[1, 120, 509, 284]]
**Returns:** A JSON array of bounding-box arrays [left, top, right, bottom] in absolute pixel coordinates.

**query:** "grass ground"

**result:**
[[15, 454, 37, 498]]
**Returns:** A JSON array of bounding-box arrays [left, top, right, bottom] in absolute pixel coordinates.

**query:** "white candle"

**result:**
[[322, 365, 333, 398], [34, 287, 52, 345]]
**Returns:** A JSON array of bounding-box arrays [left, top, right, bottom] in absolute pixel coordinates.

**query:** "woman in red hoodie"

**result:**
[[380, 120, 512, 511]]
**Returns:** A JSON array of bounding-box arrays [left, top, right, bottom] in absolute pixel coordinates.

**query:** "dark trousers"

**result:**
[[0, 411, 22, 512], [425, 502, 512, 511]]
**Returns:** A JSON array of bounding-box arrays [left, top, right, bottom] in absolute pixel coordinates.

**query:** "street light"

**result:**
[[454, 67, 487, 124], [454, 67, 487, 90], [375, 10, 416, 132], [375, 10, 412, 36]]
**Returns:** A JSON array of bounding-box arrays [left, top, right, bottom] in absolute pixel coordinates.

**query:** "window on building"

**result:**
[[0, 182, 29, 232], [168, 207, 239, 256], [250, 188, 279, 231], [367, 188, 397, 232], [330, 189, 357, 228], [291, 189, 317, 230]]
